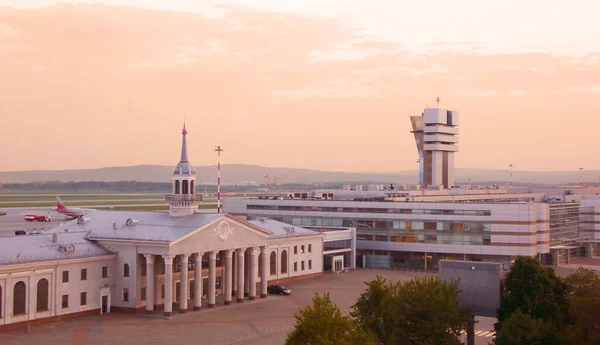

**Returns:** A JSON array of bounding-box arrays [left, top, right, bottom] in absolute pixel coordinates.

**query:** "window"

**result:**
[[141, 263, 147, 277], [294, 246, 297, 254], [80, 268, 87, 281], [80, 292, 87, 306], [301, 261, 305, 270], [62, 295, 69, 309], [301, 245, 305, 254], [123, 264, 130, 277], [161, 285, 165, 299], [308, 260, 312, 269], [62, 271, 69, 283], [123, 288, 129, 302], [36, 279, 49, 312], [308, 244, 312, 253], [102, 266, 108, 278], [269, 251, 276, 275], [294, 262, 298, 272], [281, 250, 288, 274], [13, 281, 26, 315], [141, 287, 147, 301]]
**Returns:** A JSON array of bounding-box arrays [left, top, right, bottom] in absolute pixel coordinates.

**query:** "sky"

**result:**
[[0, 0, 599, 172]]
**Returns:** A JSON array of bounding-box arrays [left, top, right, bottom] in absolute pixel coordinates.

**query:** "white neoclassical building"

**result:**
[[0, 125, 339, 329]]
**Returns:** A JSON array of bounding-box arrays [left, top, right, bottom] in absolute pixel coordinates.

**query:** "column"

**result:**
[[260, 247, 268, 298], [244, 250, 250, 297], [144, 254, 155, 313], [249, 247, 259, 300], [350, 227, 357, 269], [208, 251, 217, 308], [424, 252, 428, 270], [193, 252, 203, 311], [224, 249, 234, 305], [237, 247, 246, 303], [179, 253, 190, 313], [162, 254, 175, 316]]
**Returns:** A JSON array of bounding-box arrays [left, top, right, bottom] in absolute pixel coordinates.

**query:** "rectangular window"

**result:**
[[62, 295, 69, 309], [301, 261, 305, 270], [102, 266, 108, 278], [62, 271, 69, 283], [141, 287, 147, 301], [308, 260, 312, 269], [294, 262, 298, 272], [80, 268, 87, 281], [294, 246, 298, 254], [80, 292, 87, 306], [123, 288, 129, 302], [300, 245, 305, 253], [141, 263, 147, 277], [161, 284, 165, 299], [308, 244, 312, 253]]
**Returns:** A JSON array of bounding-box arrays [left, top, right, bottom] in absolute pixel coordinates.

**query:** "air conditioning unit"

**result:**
[[59, 244, 75, 252]]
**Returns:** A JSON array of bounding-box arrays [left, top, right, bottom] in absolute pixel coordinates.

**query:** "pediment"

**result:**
[[169, 215, 271, 253]]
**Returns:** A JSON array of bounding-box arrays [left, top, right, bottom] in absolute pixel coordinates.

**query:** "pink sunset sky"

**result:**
[[0, 0, 599, 172]]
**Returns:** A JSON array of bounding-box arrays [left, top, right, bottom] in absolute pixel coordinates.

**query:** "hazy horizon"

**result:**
[[1, 1, 599, 172]]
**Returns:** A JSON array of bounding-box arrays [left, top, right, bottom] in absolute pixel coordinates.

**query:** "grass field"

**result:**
[[0, 200, 219, 208], [0, 194, 165, 202]]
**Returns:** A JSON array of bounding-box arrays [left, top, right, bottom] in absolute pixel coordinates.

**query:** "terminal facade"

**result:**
[[0, 126, 353, 329]]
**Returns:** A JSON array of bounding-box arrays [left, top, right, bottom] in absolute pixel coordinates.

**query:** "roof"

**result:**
[[248, 218, 322, 239], [49, 210, 225, 242], [0, 231, 113, 266]]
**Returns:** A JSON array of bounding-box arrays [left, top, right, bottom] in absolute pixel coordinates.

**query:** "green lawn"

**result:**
[[0, 194, 165, 202], [0, 200, 177, 208]]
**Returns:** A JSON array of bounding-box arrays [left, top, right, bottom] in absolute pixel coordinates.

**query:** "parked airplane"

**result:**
[[56, 197, 93, 219]]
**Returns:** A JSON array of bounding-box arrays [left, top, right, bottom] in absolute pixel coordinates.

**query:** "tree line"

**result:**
[[286, 257, 600, 345]]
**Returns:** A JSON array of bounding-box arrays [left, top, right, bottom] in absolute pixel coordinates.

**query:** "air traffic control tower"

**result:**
[[411, 107, 459, 189]]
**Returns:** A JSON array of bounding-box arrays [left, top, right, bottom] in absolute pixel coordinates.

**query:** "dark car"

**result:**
[[267, 284, 292, 295]]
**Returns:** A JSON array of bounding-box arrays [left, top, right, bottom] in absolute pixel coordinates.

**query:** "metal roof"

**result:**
[[248, 218, 321, 239], [0, 231, 113, 266]]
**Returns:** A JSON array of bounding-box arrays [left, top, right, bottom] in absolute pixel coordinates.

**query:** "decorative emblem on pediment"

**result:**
[[215, 220, 233, 241]]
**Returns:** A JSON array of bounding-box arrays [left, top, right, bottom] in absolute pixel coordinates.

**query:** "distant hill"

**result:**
[[0, 164, 598, 185]]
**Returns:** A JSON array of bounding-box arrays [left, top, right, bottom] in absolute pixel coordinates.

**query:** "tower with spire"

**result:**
[[166, 124, 201, 217]]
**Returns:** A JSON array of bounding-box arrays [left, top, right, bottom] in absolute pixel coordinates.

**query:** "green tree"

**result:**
[[494, 310, 562, 345], [285, 293, 378, 345], [561, 267, 600, 345], [351, 276, 468, 345], [495, 256, 570, 333]]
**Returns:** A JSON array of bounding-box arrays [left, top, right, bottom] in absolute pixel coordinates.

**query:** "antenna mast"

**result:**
[[579, 167, 583, 186], [214, 146, 224, 213], [509, 164, 514, 187], [436, 97, 440, 108]]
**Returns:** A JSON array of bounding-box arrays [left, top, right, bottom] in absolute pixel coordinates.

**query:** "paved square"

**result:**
[[0, 269, 494, 345]]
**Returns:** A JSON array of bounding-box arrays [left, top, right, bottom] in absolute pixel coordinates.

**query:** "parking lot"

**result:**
[[0, 269, 495, 345]]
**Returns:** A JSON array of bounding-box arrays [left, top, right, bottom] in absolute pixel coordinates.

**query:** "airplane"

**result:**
[[56, 197, 94, 220]]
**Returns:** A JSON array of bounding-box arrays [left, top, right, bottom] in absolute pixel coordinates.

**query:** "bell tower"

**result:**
[[167, 124, 201, 216]]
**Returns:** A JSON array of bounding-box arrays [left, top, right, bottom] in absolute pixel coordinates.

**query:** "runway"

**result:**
[[0, 209, 67, 237]]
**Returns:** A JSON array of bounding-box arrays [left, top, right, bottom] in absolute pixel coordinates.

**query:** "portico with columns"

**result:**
[[134, 215, 272, 316]]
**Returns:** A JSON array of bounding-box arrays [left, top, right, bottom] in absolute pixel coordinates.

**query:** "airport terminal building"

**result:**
[[0, 126, 353, 329]]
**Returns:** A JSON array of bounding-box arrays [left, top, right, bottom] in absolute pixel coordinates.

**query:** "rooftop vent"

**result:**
[[284, 226, 295, 233], [58, 244, 75, 253], [77, 217, 85, 224], [52, 232, 58, 243], [113, 222, 117, 230], [125, 218, 140, 227]]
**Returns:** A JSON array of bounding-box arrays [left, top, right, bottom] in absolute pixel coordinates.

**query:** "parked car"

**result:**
[[267, 284, 291, 295]]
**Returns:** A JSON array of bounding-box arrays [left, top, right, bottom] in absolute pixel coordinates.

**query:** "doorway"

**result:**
[[101, 295, 108, 314]]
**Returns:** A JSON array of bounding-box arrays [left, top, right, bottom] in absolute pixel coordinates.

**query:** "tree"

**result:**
[[495, 256, 570, 333], [285, 293, 378, 345], [494, 310, 562, 345], [351, 276, 468, 345], [561, 267, 600, 345]]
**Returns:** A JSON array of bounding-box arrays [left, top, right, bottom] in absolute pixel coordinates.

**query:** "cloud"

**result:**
[[271, 78, 380, 100], [567, 84, 600, 93], [454, 90, 497, 98], [0, 23, 18, 37]]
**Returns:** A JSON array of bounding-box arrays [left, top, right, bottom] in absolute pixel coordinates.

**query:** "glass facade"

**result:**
[[247, 204, 491, 216]]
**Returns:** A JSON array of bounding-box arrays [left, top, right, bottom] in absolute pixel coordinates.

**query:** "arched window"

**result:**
[[270, 252, 276, 275], [36, 278, 49, 312], [280, 250, 287, 274], [190, 181, 195, 195], [123, 264, 130, 277], [182, 180, 189, 195], [175, 180, 180, 194], [13, 281, 26, 315]]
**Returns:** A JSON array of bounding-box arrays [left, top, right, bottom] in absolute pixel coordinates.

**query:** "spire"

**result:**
[[180, 123, 188, 162]]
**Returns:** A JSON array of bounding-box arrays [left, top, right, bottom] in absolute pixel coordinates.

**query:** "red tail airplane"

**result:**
[[56, 197, 92, 220]]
